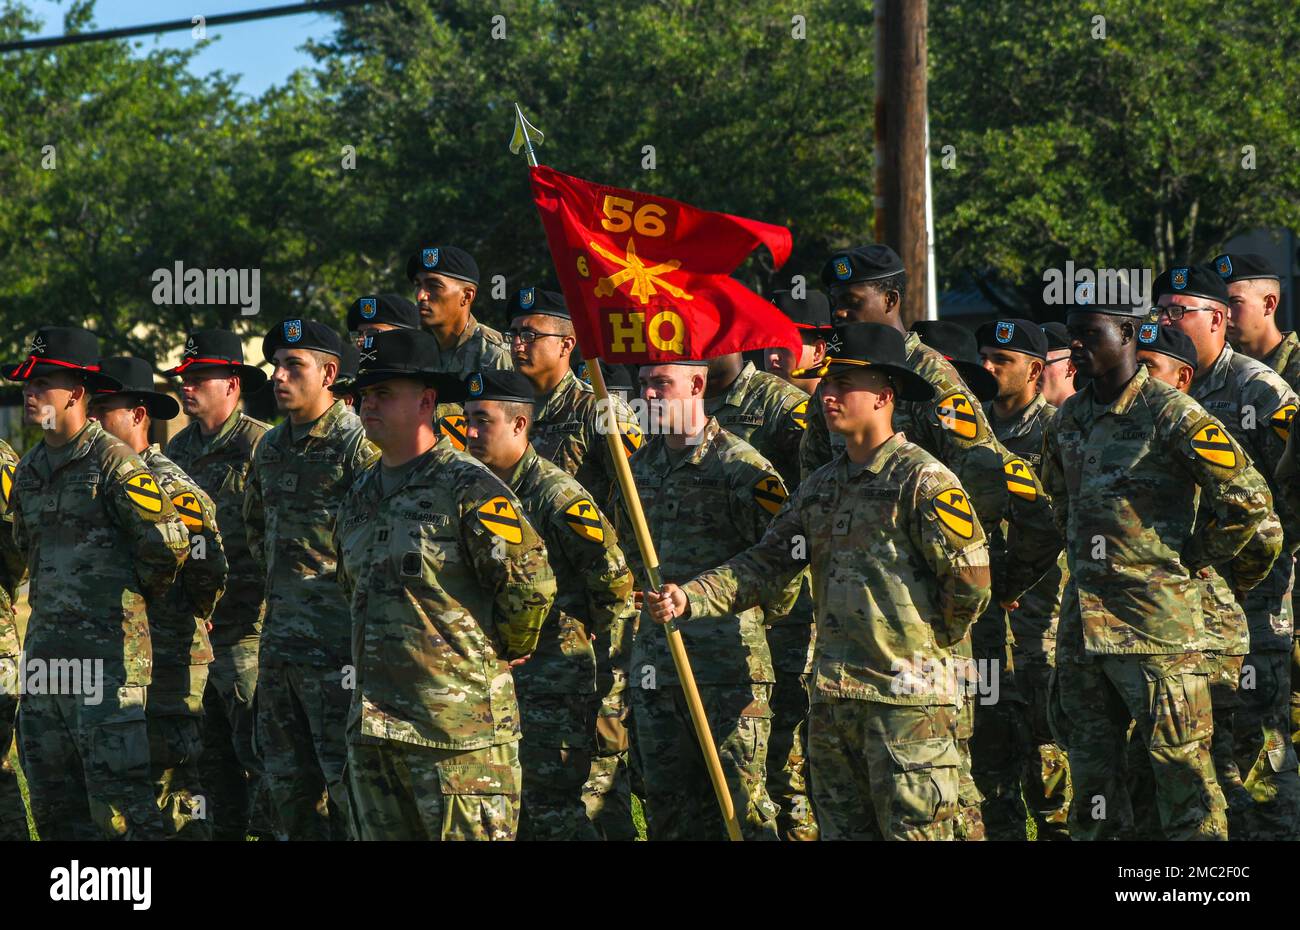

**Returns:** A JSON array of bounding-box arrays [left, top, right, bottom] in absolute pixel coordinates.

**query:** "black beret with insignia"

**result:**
[[1136, 322, 1198, 372], [262, 318, 343, 362], [1154, 263, 1230, 305], [821, 245, 906, 289], [465, 369, 537, 405], [975, 318, 1048, 360], [508, 287, 569, 320], [1212, 252, 1280, 284], [406, 244, 479, 285], [347, 293, 420, 332]]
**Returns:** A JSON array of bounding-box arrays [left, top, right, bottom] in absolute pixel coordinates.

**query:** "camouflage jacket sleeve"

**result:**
[[181, 484, 228, 623], [1219, 505, 1284, 595], [1276, 426, 1300, 547], [460, 483, 558, 658], [1039, 417, 1071, 540], [798, 395, 834, 483], [911, 469, 993, 648], [108, 461, 191, 600], [0, 447, 27, 600], [996, 451, 1063, 605], [728, 457, 802, 619], [1172, 413, 1277, 589], [683, 485, 810, 622], [242, 441, 267, 573]]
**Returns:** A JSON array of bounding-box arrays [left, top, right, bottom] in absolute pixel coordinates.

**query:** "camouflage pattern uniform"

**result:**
[[805, 330, 1059, 840], [528, 367, 642, 840], [166, 407, 272, 839], [1187, 344, 1300, 839], [0, 440, 29, 840], [141, 446, 227, 839], [11, 420, 190, 839], [244, 399, 379, 840], [334, 443, 556, 840], [704, 361, 817, 839], [982, 392, 1072, 839], [505, 446, 636, 840], [683, 432, 993, 839], [425, 314, 513, 452], [1259, 330, 1300, 803], [1041, 364, 1278, 841], [612, 417, 797, 841]]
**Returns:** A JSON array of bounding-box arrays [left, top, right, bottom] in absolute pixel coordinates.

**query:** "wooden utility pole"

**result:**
[[873, 0, 929, 325]]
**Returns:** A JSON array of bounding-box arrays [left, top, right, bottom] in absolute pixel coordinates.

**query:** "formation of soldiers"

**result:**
[[1, 240, 1298, 841]]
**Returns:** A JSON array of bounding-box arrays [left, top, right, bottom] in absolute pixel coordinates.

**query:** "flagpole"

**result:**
[[510, 103, 744, 841]]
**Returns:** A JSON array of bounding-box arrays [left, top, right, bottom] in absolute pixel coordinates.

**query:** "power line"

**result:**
[[0, 0, 377, 54]]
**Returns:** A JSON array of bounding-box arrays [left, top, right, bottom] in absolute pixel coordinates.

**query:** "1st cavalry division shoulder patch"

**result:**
[[439, 415, 468, 451], [1271, 403, 1297, 442], [477, 496, 523, 544], [1003, 458, 1037, 501], [1191, 423, 1237, 468], [753, 475, 788, 515], [936, 392, 979, 439], [172, 492, 205, 531], [563, 498, 604, 543], [0, 464, 13, 507], [620, 423, 644, 458], [932, 488, 974, 539], [791, 399, 809, 430], [125, 473, 164, 513]]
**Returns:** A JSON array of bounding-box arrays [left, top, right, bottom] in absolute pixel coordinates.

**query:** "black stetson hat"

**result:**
[[353, 329, 466, 400], [262, 318, 343, 363], [793, 322, 934, 402], [464, 369, 537, 405], [92, 356, 181, 420], [347, 294, 420, 332], [5, 326, 120, 390], [405, 245, 479, 286], [162, 329, 268, 391], [911, 320, 999, 402]]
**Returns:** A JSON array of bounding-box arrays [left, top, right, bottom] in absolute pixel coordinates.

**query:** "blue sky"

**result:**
[[29, 0, 339, 96]]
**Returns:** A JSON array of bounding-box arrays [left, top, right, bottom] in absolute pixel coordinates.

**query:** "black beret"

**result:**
[[910, 320, 998, 402], [1154, 263, 1230, 305], [465, 369, 536, 404], [508, 287, 569, 320], [821, 245, 905, 289], [1066, 280, 1150, 319], [406, 245, 479, 285], [1041, 321, 1071, 351], [771, 289, 833, 331], [1136, 321, 1198, 372], [1212, 252, 1280, 284], [347, 293, 420, 332], [262, 318, 343, 362], [975, 318, 1048, 360]]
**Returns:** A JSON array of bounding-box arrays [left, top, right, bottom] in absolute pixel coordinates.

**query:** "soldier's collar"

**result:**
[[1193, 344, 1232, 395], [504, 444, 539, 491], [42, 419, 100, 473], [720, 361, 758, 407], [841, 430, 905, 479], [1089, 362, 1147, 417], [536, 368, 577, 412], [302, 399, 349, 441]]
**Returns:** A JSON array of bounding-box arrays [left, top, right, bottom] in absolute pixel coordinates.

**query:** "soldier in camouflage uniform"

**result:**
[[612, 359, 798, 842], [650, 324, 993, 840], [506, 287, 642, 840], [164, 330, 274, 840], [1219, 252, 1300, 806], [92, 357, 228, 839], [5, 327, 190, 840], [333, 330, 556, 840], [1156, 263, 1300, 840], [1041, 300, 1279, 841], [406, 245, 513, 451], [0, 438, 28, 840], [245, 319, 380, 840], [464, 368, 637, 840], [804, 248, 1061, 838], [975, 319, 1072, 840]]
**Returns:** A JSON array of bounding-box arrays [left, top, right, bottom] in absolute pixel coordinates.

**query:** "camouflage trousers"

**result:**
[[347, 736, 521, 840], [952, 637, 985, 841], [255, 661, 353, 841], [0, 684, 27, 840], [582, 672, 637, 841], [767, 623, 818, 841], [1057, 653, 1227, 841], [1235, 649, 1300, 840], [518, 690, 600, 841], [18, 686, 165, 840], [630, 681, 779, 841], [202, 630, 274, 840], [969, 653, 1030, 838], [148, 708, 212, 841], [808, 697, 960, 841], [1292, 636, 1300, 772], [1013, 655, 1071, 840]]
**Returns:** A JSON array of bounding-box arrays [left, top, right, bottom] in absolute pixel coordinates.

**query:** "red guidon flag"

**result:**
[[529, 165, 801, 364]]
